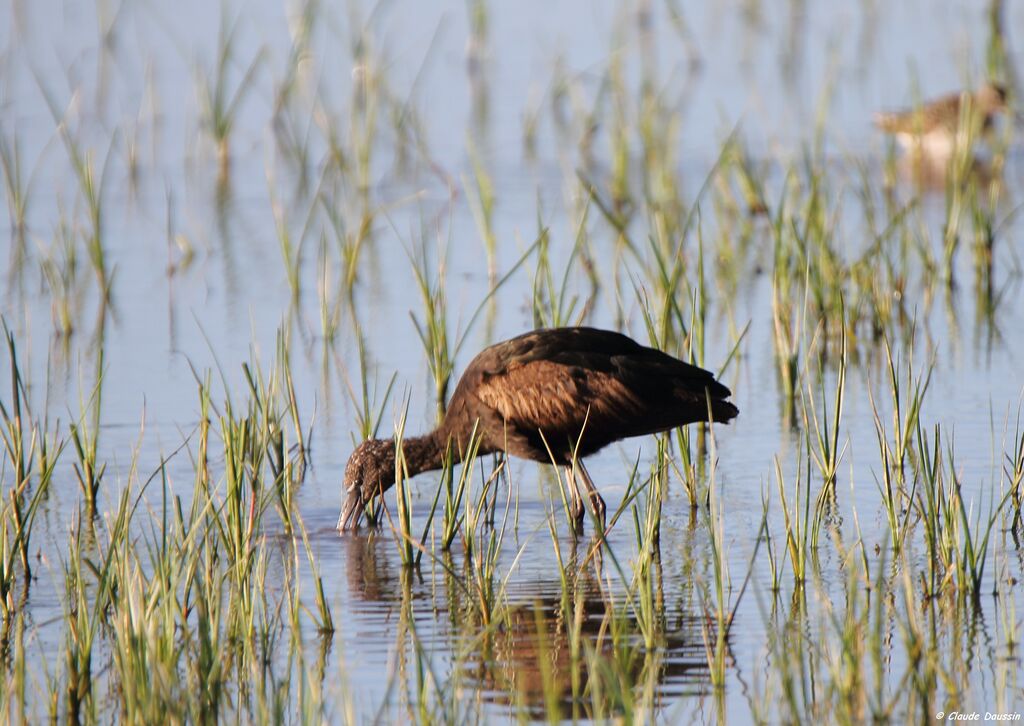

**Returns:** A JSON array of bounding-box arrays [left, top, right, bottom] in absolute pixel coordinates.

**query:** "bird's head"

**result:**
[[977, 82, 1009, 112], [338, 438, 396, 531]]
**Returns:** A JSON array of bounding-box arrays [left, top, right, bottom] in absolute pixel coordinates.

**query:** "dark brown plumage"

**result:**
[[338, 327, 738, 531]]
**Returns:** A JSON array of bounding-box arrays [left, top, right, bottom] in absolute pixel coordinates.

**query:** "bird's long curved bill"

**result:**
[[337, 490, 364, 531]]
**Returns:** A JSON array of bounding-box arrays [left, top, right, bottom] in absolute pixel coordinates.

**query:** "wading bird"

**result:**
[[873, 82, 1008, 163], [338, 327, 738, 532]]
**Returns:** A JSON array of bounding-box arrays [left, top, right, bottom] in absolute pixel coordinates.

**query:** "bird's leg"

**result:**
[[564, 465, 585, 534], [577, 461, 606, 530]]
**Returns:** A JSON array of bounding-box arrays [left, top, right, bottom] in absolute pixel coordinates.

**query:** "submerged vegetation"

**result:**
[[1, 0, 1023, 722]]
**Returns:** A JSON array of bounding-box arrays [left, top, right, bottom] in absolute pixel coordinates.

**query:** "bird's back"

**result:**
[[440, 327, 738, 464], [874, 92, 963, 136], [874, 85, 1006, 140]]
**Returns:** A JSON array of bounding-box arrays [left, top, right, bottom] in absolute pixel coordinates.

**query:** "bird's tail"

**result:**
[[709, 398, 739, 424], [695, 379, 739, 424]]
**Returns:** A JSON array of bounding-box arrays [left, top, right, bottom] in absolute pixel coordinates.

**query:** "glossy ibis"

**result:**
[[338, 327, 738, 532]]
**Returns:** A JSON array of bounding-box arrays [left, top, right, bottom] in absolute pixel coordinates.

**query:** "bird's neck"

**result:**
[[400, 432, 448, 478], [398, 413, 483, 478]]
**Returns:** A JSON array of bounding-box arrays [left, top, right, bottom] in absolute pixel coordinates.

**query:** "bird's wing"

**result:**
[[447, 328, 735, 461], [472, 358, 646, 451], [875, 93, 962, 134]]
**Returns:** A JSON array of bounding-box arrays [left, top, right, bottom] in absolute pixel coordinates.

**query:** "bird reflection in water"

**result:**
[[341, 520, 722, 720]]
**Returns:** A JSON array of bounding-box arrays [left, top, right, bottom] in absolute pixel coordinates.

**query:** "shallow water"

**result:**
[[2, 0, 1024, 722]]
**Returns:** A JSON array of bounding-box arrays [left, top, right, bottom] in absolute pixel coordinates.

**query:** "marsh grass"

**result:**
[[343, 320, 397, 443], [69, 353, 105, 513], [197, 5, 264, 180], [465, 141, 497, 283], [0, 127, 31, 262], [409, 224, 538, 421], [270, 0, 318, 190], [38, 217, 82, 338], [388, 409, 418, 566], [700, 422, 759, 693], [33, 81, 117, 300], [869, 337, 933, 555], [409, 234, 455, 422], [803, 323, 848, 499], [760, 490, 785, 596], [913, 420, 1011, 600], [239, 331, 310, 533], [463, 477, 515, 627], [0, 324, 64, 613], [297, 517, 334, 634], [531, 215, 593, 329], [771, 224, 808, 418], [2, 3, 1024, 722], [1008, 412, 1024, 533], [631, 439, 667, 552], [267, 165, 318, 304], [0, 324, 32, 492], [52, 353, 337, 721], [427, 422, 485, 552], [774, 446, 817, 586]]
